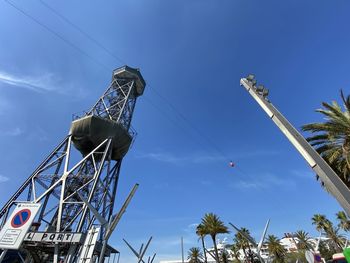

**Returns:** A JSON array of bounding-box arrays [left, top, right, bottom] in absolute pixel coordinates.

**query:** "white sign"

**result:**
[[305, 251, 314, 263], [24, 232, 85, 243], [0, 203, 41, 249], [78, 226, 100, 262]]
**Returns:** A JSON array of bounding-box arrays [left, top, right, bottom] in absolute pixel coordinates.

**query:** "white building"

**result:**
[[160, 235, 331, 263]]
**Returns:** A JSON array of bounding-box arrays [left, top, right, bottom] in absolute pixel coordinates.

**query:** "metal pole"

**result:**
[[0, 250, 7, 263], [315, 231, 322, 252], [138, 237, 152, 263], [99, 184, 139, 263], [181, 237, 184, 263], [54, 245, 59, 263], [240, 77, 350, 216], [17, 252, 25, 263]]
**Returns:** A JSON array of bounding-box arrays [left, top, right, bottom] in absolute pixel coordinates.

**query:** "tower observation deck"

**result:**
[[71, 66, 145, 160], [0, 65, 145, 263]]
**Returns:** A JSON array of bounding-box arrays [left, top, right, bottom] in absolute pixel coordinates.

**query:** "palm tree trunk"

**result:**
[[336, 240, 344, 251], [242, 245, 248, 262], [247, 243, 254, 263], [211, 235, 220, 263], [201, 236, 208, 263]]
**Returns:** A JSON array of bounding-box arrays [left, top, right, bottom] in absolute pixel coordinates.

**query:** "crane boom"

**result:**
[[240, 76, 350, 216]]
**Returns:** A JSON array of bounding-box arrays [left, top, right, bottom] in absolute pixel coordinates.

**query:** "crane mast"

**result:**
[[240, 76, 350, 216]]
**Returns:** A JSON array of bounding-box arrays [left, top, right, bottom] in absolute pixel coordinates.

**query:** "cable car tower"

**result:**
[[0, 65, 145, 263]]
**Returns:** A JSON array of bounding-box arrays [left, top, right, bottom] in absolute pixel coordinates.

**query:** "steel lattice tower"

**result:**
[[0, 66, 145, 263]]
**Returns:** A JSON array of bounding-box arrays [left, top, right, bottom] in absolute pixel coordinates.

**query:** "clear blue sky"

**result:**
[[0, 0, 349, 262]]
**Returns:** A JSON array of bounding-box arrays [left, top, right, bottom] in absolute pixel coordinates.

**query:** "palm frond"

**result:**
[[302, 91, 350, 186]]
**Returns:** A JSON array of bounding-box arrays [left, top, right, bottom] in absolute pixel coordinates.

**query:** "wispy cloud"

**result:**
[[0, 70, 86, 98], [153, 182, 170, 190], [150, 216, 193, 224], [230, 173, 296, 190], [289, 169, 314, 179], [0, 97, 11, 115], [0, 127, 24, 137], [183, 223, 199, 234], [186, 223, 199, 230], [231, 149, 280, 159], [136, 152, 189, 163], [0, 70, 58, 93], [27, 127, 49, 142], [200, 180, 212, 186], [136, 149, 280, 165], [152, 235, 197, 248], [135, 152, 225, 164], [0, 175, 9, 183]]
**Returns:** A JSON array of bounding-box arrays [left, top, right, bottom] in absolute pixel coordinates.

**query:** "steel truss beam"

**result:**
[[87, 78, 137, 132], [0, 66, 144, 263], [0, 136, 122, 261]]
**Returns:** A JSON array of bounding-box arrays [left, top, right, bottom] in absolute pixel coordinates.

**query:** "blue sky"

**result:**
[[0, 0, 350, 262]]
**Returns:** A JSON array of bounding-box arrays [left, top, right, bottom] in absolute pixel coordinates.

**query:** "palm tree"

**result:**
[[294, 230, 313, 251], [325, 224, 344, 251], [311, 214, 331, 233], [266, 235, 286, 263], [312, 214, 328, 251], [188, 247, 204, 263], [196, 224, 208, 263], [230, 243, 241, 262], [319, 239, 338, 260], [201, 213, 229, 263], [336, 211, 350, 232], [234, 227, 254, 262], [220, 250, 229, 263], [311, 215, 344, 251], [234, 232, 248, 261], [302, 90, 350, 186]]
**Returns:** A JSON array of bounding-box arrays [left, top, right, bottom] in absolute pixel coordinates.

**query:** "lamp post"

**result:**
[[240, 75, 350, 216]]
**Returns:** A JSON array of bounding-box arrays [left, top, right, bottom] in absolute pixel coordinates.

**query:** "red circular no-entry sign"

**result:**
[[11, 209, 31, 228]]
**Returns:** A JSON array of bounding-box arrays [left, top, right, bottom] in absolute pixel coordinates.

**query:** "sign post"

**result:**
[[0, 203, 41, 250]]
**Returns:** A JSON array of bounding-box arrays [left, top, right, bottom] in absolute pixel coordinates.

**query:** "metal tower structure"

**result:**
[[0, 65, 146, 263], [240, 75, 350, 216]]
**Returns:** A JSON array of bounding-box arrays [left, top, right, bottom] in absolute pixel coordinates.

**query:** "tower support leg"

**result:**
[[0, 250, 7, 263]]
